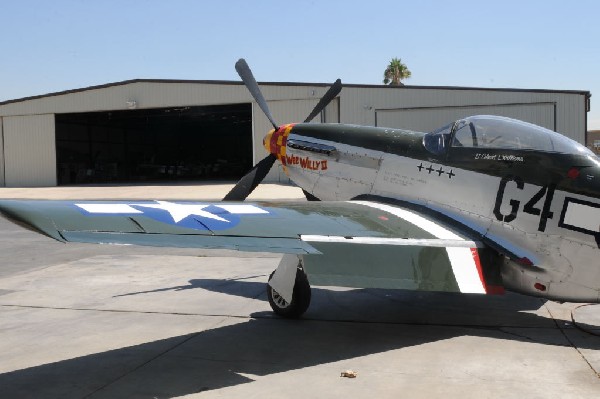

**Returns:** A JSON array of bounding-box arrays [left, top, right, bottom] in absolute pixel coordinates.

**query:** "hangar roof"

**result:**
[[0, 78, 591, 107]]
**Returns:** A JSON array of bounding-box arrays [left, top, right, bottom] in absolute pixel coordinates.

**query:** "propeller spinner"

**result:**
[[223, 59, 342, 201]]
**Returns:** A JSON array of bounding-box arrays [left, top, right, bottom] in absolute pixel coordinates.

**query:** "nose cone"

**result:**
[[263, 129, 276, 155], [263, 124, 295, 160]]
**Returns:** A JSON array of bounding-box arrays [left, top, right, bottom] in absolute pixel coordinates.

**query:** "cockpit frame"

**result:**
[[423, 115, 593, 158]]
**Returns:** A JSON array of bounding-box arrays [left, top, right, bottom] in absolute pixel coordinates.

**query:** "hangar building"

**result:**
[[0, 79, 591, 187]]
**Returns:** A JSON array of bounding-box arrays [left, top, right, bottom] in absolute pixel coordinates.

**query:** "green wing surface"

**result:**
[[0, 199, 502, 294]]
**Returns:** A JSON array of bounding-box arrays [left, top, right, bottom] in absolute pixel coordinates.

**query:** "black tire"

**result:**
[[267, 268, 311, 318]]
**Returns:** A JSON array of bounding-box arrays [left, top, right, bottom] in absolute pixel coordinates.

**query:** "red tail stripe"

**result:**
[[470, 248, 505, 295]]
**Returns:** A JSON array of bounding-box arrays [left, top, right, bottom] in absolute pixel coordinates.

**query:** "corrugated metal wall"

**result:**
[[0, 117, 4, 186], [376, 102, 556, 132], [3, 114, 56, 187], [324, 98, 340, 123]]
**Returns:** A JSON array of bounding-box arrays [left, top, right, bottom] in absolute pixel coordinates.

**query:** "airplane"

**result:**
[[0, 59, 599, 318]]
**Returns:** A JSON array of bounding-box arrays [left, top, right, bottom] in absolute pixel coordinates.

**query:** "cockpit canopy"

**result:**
[[423, 115, 594, 157]]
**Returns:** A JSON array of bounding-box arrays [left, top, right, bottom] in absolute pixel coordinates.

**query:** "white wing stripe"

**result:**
[[350, 201, 486, 294], [446, 247, 486, 293], [351, 200, 462, 239], [301, 235, 481, 248]]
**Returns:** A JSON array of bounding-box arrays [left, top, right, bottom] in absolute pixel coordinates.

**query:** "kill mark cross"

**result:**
[[417, 163, 455, 179]]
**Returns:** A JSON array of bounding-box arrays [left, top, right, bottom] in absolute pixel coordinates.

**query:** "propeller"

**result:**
[[235, 58, 278, 130], [224, 59, 341, 201], [222, 154, 276, 201]]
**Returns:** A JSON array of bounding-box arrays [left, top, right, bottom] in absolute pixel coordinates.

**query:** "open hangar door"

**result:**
[[55, 103, 252, 185]]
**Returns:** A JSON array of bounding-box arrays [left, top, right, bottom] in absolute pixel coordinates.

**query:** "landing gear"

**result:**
[[267, 267, 311, 318]]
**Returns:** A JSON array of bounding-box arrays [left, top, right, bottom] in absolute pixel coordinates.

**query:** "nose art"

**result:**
[[263, 124, 295, 161]]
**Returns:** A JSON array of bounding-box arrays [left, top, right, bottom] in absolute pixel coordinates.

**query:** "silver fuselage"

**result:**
[[280, 124, 600, 302]]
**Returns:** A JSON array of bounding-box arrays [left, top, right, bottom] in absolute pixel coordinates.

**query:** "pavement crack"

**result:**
[[0, 304, 254, 320], [543, 301, 600, 379], [497, 328, 538, 342], [82, 331, 203, 398], [0, 303, 567, 330], [82, 314, 230, 398]]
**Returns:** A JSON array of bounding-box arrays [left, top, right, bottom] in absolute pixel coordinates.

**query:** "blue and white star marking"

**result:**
[[75, 201, 270, 231]]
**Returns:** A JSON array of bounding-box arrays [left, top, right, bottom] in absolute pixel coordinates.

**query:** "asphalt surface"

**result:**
[[0, 183, 599, 398]]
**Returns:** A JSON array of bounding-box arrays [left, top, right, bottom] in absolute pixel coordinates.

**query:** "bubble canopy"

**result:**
[[423, 115, 594, 157]]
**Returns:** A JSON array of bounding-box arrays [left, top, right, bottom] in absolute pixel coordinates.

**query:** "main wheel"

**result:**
[[267, 267, 311, 318]]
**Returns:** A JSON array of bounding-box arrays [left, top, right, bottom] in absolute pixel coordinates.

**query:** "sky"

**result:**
[[1, 0, 599, 129]]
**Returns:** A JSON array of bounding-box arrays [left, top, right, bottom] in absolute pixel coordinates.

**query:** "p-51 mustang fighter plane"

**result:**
[[1, 59, 599, 318]]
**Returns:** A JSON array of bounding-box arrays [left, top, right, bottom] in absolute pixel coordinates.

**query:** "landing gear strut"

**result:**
[[267, 266, 311, 318]]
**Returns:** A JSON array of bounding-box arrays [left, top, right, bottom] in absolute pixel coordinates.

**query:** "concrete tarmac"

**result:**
[[0, 183, 599, 398]]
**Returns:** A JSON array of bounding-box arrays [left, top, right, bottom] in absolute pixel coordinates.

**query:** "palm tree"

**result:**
[[383, 58, 411, 85]]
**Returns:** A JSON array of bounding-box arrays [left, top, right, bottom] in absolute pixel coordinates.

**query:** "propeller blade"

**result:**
[[302, 189, 320, 201], [235, 58, 278, 130], [303, 79, 342, 123], [223, 154, 277, 201]]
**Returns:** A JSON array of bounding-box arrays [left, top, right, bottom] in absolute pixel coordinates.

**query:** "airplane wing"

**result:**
[[0, 198, 503, 294]]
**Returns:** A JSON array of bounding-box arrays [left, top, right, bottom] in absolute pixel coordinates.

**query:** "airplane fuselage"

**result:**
[[269, 122, 600, 302]]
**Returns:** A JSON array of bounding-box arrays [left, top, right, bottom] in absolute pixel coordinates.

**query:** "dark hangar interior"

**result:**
[[55, 103, 252, 185]]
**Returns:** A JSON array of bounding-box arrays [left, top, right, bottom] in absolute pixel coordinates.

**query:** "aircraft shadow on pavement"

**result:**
[[115, 277, 596, 329], [113, 276, 267, 300], [3, 280, 600, 398]]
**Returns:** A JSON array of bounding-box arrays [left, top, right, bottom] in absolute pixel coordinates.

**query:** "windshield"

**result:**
[[424, 115, 594, 156], [423, 123, 453, 155]]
